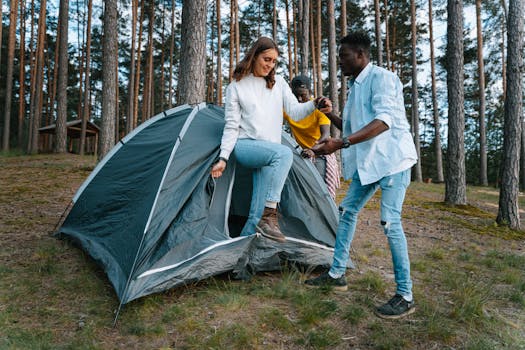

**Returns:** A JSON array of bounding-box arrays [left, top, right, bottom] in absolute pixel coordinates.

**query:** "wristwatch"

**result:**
[[341, 137, 351, 149]]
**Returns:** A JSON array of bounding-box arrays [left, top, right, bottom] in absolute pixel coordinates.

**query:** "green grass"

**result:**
[[2, 154, 525, 349]]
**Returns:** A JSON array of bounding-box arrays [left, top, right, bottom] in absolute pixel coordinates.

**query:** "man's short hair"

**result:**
[[340, 31, 371, 56], [291, 75, 311, 91]]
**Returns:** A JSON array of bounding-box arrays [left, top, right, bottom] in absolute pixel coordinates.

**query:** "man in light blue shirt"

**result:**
[[305, 31, 418, 319]]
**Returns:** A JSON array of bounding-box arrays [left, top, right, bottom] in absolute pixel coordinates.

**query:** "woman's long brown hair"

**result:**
[[233, 37, 279, 89]]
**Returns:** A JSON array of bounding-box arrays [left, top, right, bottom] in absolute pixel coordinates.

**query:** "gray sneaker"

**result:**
[[375, 294, 415, 319], [304, 271, 348, 291]]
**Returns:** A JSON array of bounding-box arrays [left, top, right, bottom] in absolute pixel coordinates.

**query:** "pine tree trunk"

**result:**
[[340, 0, 347, 110], [216, 0, 222, 105], [207, 6, 215, 103], [133, 0, 144, 127], [285, 0, 293, 81], [374, 0, 383, 67], [428, 0, 444, 183], [18, 0, 26, 149], [80, 0, 92, 155], [315, 0, 322, 96], [229, 0, 234, 82], [297, 0, 309, 75], [445, 0, 467, 205], [384, 0, 391, 70], [235, 0, 239, 65], [497, 0, 523, 229], [309, 2, 317, 94], [411, 0, 422, 182], [178, 0, 207, 105], [272, 0, 277, 42], [159, 0, 166, 112], [26, 0, 36, 151], [168, 1, 175, 108], [126, 0, 137, 133], [2, 0, 19, 152], [76, 1, 85, 124], [55, 0, 69, 153], [475, 0, 488, 186], [327, 0, 339, 139], [501, 0, 507, 98], [142, 3, 154, 120], [99, 0, 118, 159], [29, 0, 46, 154], [293, 1, 298, 75]]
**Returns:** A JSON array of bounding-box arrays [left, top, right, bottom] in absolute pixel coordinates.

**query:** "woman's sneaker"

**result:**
[[375, 294, 415, 319], [304, 271, 348, 291]]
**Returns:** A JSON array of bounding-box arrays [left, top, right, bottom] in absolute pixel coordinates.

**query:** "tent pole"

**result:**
[[112, 302, 124, 327]]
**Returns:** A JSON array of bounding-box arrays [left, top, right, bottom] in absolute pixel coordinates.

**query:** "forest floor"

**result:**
[[1, 153, 525, 349]]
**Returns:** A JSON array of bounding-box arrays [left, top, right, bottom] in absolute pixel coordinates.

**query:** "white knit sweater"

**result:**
[[219, 74, 316, 160]]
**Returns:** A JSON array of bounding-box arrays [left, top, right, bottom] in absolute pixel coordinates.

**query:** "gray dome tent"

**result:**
[[56, 103, 351, 307]]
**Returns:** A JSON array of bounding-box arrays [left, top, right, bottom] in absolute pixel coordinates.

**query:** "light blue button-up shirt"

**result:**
[[341, 63, 417, 185]]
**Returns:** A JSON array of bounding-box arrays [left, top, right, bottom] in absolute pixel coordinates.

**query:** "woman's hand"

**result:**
[[211, 160, 227, 178], [314, 96, 333, 114]]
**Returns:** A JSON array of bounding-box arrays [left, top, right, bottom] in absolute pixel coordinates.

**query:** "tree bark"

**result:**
[[18, 0, 26, 149], [99, 0, 118, 159], [475, 0, 487, 186], [177, 0, 207, 105], [315, 0, 322, 96], [445, 0, 467, 205], [428, 0, 444, 183], [293, 1, 298, 75], [297, 0, 310, 75], [126, 0, 137, 133], [285, 0, 293, 81], [340, 0, 347, 109], [168, 1, 175, 108], [229, 0, 234, 82], [384, 0, 391, 70], [79, 0, 92, 155], [28, 0, 46, 154], [411, 0, 422, 182], [216, 0, 222, 105], [497, 0, 523, 229], [272, 0, 277, 42], [327, 0, 339, 139], [54, 0, 69, 153], [501, 0, 507, 98], [309, 2, 317, 94], [2, 0, 19, 152], [159, 0, 166, 112], [374, 0, 383, 67], [133, 0, 144, 127]]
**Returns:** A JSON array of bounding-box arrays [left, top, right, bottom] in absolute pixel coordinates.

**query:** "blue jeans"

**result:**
[[233, 139, 293, 236], [329, 169, 413, 298]]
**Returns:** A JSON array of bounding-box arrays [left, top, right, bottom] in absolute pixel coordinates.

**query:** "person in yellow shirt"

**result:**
[[283, 76, 340, 200]]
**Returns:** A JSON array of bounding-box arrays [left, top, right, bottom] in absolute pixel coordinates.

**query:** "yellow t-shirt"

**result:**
[[283, 109, 331, 149]]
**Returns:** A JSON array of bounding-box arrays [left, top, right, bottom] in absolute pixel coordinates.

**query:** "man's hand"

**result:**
[[211, 159, 227, 178], [301, 148, 315, 158], [311, 138, 343, 155], [314, 96, 333, 115]]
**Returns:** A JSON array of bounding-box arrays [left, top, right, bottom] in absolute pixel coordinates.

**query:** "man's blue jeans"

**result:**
[[233, 139, 293, 236], [329, 169, 413, 299]]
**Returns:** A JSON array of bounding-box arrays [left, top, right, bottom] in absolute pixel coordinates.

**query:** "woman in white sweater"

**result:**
[[211, 37, 332, 242]]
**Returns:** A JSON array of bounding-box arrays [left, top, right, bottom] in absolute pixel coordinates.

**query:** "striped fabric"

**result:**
[[324, 153, 340, 200]]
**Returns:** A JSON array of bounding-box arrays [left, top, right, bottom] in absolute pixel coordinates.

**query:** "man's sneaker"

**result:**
[[375, 294, 415, 319], [304, 271, 348, 291]]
